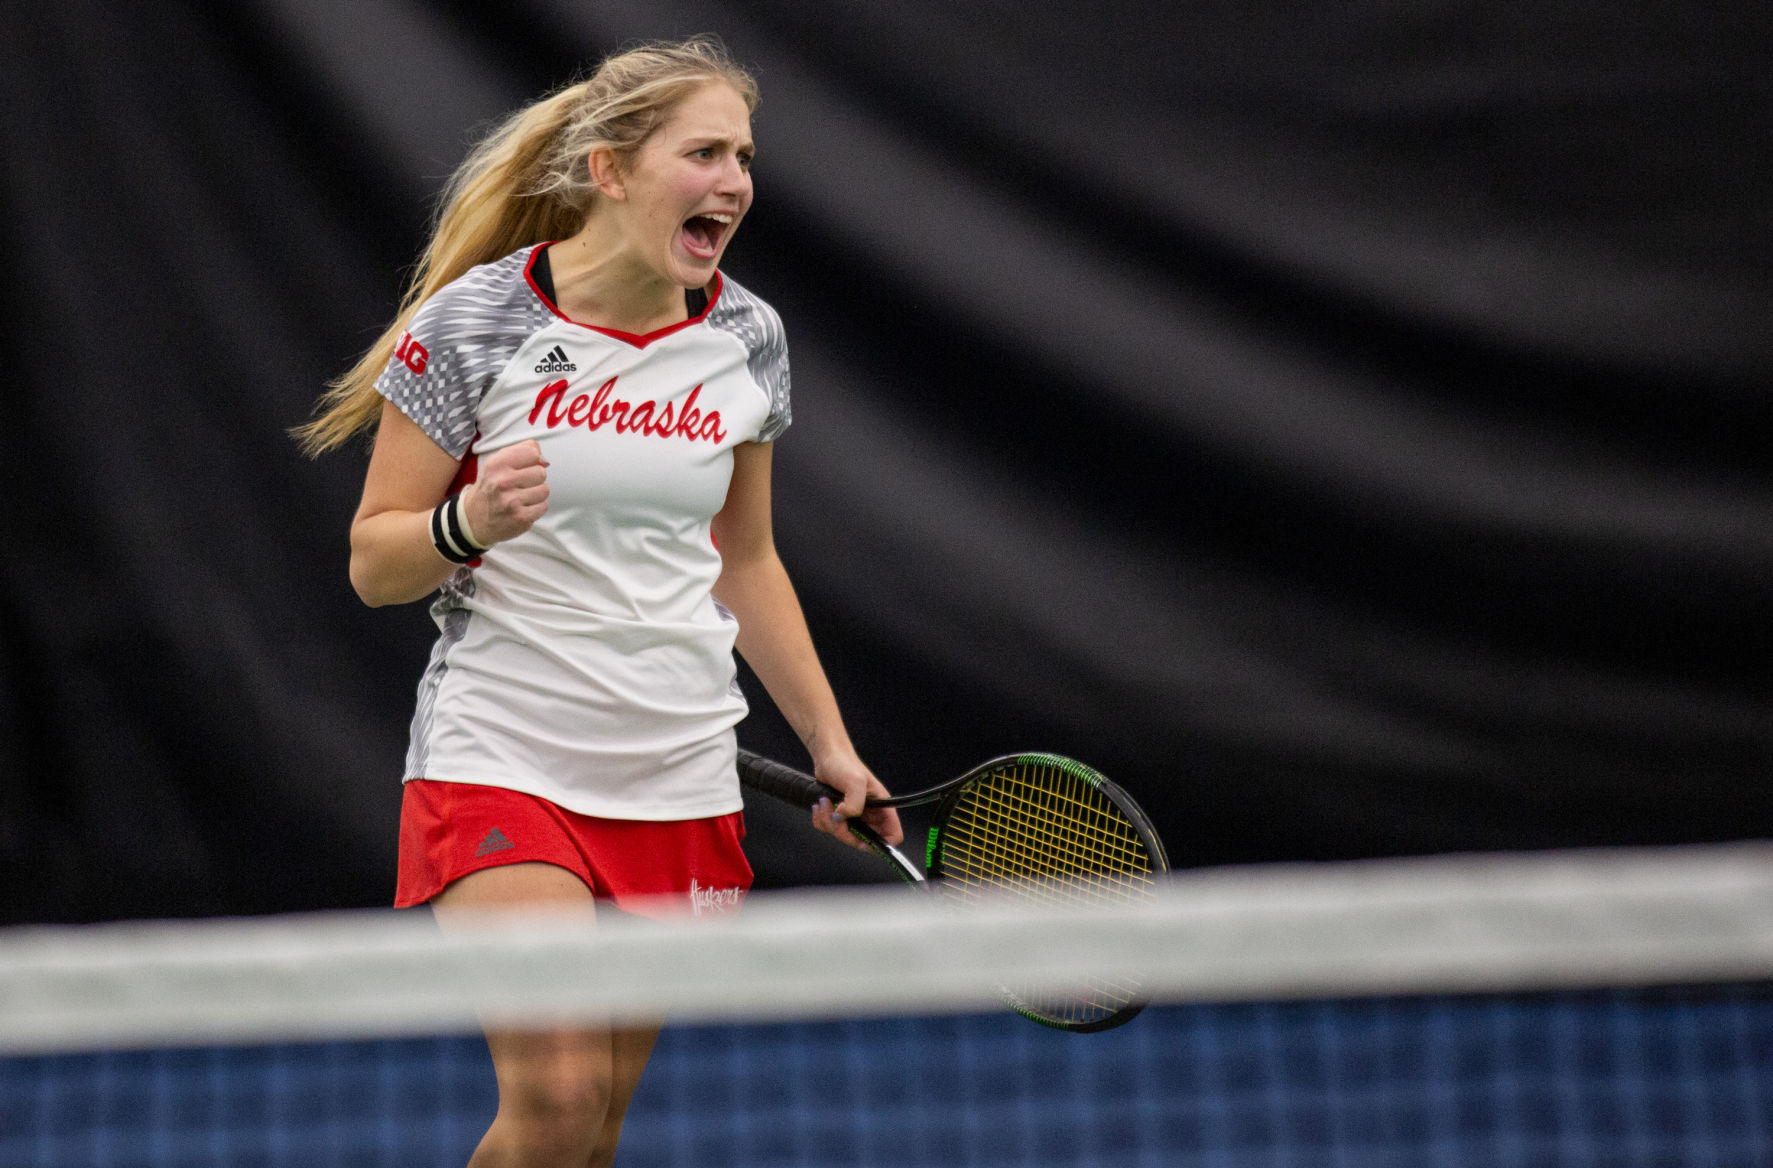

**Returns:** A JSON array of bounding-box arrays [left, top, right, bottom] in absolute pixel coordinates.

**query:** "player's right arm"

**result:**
[[348, 401, 550, 607]]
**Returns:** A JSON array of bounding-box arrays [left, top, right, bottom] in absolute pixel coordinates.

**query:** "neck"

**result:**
[[547, 212, 697, 335]]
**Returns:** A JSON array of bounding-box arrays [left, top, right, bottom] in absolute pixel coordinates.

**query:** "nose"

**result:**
[[716, 155, 751, 199]]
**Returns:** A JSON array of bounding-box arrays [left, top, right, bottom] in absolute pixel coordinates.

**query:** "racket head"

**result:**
[[924, 752, 1169, 1033]]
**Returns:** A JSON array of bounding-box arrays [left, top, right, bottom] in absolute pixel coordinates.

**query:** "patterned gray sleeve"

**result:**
[[373, 249, 552, 458], [706, 276, 791, 443]]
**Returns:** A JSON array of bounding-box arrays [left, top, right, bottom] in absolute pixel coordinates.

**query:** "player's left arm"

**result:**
[[711, 441, 902, 848]]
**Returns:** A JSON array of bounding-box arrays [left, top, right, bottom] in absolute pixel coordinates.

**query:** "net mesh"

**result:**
[[6, 990, 1770, 1167], [3, 843, 1771, 1166]]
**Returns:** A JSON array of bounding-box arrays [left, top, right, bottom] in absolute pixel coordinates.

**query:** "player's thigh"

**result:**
[[433, 862, 610, 1111], [431, 860, 595, 918]]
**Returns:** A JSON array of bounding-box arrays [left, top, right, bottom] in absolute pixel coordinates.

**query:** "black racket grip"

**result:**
[[736, 748, 841, 810]]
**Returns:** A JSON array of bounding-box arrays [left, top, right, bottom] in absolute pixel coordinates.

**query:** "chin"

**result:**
[[670, 255, 721, 287]]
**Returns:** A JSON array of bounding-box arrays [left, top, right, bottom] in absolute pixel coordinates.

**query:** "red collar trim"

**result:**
[[523, 243, 721, 349]]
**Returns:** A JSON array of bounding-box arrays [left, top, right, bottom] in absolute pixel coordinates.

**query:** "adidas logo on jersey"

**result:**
[[534, 345, 577, 374]]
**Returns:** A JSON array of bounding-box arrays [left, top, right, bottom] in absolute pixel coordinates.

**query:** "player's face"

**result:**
[[623, 82, 754, 289]]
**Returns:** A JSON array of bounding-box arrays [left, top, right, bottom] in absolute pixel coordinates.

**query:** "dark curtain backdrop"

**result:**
[[3, 1, 1769, 924]]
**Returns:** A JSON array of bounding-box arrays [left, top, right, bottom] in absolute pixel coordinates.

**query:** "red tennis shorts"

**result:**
[[395, 779, 752, 919]]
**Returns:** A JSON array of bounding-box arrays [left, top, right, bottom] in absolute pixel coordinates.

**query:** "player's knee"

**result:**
[[502, 1056, 614, 1155]]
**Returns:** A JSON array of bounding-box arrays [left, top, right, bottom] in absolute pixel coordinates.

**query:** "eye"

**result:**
[[692, 147, 714, 160], [737, 151, 754, 170]]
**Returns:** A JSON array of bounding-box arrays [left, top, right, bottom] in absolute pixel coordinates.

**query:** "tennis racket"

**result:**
[[737, 748, 1169, 1032]]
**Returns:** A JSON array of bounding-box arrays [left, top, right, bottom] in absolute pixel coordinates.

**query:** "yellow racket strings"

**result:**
[[936, 763, 1158, 1022], [940, 763, 1155, 902]]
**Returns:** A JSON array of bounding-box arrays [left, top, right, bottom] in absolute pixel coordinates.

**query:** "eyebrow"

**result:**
[[683, 134, 755, 153]]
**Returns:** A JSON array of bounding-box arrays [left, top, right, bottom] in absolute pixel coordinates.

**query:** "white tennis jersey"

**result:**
[[374, 244, 791, 819]]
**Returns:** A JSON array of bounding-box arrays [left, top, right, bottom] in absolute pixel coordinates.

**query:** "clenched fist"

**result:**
[[462, 440, 550, 547]]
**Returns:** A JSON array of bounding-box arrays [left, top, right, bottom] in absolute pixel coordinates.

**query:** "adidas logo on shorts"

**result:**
[[475, 828, 515, 857], [534, 345, 577, 373]]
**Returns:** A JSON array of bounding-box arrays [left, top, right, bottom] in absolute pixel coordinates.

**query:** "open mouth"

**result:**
[[680, 212, 733, 259]]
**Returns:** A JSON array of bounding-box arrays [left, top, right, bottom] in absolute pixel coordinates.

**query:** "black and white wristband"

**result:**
[[429, 492, 487, 565]]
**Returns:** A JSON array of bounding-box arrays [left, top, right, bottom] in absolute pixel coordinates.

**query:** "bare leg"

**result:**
[[586, 1024, 660, 1168], [432, 862, 662, 1168]]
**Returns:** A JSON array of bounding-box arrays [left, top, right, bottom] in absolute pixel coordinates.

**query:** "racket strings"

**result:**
[[954, 780, 1137, 883], [961, 784, 1150, 883], [944, 801, 1143, 911], [941, 766, 1154, 898], [934, 763, 1159, 1026], [944, 787, 1149, 914], [966, 767, 1145, 857]]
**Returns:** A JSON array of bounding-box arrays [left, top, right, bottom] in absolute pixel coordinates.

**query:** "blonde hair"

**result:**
[[294, 35, 758, 455]]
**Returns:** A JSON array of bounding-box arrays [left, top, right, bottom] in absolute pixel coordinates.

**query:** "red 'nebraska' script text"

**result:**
[[529, 378, 727, 443]]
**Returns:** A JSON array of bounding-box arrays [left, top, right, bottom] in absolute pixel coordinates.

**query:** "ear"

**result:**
[[587, 145, 627, 201]]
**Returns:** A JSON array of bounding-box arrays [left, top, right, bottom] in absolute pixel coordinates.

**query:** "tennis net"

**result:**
[[3, 842, 1771, 1166]]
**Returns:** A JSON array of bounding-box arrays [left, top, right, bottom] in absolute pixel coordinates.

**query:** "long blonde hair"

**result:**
[[294, 35, 759, 456]]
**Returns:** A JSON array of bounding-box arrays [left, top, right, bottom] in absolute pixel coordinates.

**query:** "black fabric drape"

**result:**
[[3, 1, 1769, 923]]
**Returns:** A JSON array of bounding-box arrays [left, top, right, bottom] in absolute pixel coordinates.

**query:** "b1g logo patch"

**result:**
[[688, 877, 743, 916], [395, 331, 429, 375]]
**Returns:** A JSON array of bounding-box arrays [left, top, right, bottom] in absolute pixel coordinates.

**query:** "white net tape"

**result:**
[[3, 842, 1771, 1054]]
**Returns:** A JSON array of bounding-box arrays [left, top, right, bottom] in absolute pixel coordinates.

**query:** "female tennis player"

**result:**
[[297, 37, 902, 1168]]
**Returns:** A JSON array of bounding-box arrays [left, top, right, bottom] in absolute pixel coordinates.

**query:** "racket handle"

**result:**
[[736, 748, 841, 809]]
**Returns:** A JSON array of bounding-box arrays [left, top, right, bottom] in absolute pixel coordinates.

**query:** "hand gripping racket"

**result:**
[[737, 748, 1170, 1032]]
